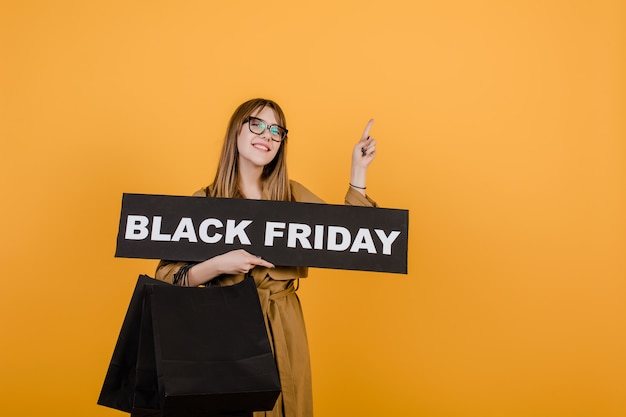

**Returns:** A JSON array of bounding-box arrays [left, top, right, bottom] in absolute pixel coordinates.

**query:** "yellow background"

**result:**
[[1, 1, 624, 416]]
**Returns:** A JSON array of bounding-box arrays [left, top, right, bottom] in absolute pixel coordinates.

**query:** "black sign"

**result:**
[[116, 193, 409, 274]]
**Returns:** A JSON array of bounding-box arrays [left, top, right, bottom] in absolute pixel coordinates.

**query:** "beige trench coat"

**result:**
[[155, 181, 377, 417]]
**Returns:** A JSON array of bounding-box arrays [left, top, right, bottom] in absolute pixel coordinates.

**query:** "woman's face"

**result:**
[[237, 106, 282, 172]]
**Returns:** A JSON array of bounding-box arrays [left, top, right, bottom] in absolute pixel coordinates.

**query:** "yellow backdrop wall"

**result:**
[[1, 1, 624, 416]]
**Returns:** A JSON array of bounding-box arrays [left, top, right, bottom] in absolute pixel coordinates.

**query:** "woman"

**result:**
[[155, 98, 378, 417]]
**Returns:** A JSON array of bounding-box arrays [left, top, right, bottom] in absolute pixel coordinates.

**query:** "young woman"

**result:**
[[154, 98, 378, 417]]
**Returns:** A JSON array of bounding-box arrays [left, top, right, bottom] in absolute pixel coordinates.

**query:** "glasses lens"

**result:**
[[269, 125, 284, 140], [248, 117, 265, 134]]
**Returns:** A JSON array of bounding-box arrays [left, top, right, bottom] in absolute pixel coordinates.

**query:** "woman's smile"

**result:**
[[252, 140, 271, 152]]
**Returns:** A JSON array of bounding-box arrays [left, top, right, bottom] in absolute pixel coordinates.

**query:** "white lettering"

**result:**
[[151, 216, 171, 241], [125, 213, 401, 261], [199, 218, 223, 243], [287, 223, 312, 249], [327, 226, 351, 251], [265, 222, 285, 246], [171, 217, 198, 242], [374, 229, 401, 255], [125, 215, 149, 240], [313, 225, 324, 250], [350, 228, 377, 253], [225, 219, 252, 245]]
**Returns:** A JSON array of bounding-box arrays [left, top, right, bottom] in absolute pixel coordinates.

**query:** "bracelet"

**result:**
[[349, 183, 366, 190], [173, 262, 197, 287]]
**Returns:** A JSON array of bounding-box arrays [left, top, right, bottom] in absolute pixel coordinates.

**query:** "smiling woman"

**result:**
[[153, 98, 379, 417], [236, 106, 287, 197]]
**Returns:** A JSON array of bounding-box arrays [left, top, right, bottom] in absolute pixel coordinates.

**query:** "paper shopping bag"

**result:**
[[98, 274, 281, 416], [98, 275, 162, 413]]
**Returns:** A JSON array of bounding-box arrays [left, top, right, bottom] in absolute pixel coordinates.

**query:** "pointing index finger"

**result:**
[[361, 119, 374, 141], [252, 257, 275, 269]]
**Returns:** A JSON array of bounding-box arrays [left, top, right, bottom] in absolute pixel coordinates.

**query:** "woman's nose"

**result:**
[[259, 129, 272, 141]]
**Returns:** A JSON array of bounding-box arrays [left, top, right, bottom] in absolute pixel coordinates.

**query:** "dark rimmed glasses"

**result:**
[[245, 116, 288, 142]]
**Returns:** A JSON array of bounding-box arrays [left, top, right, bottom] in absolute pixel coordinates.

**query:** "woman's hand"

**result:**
[[214, 249, 275, 275], [350, 119, 376, 194], [187, 249, 274, 286]]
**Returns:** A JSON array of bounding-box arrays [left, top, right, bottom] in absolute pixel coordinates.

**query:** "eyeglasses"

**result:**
[[245, 116, 288, 142]]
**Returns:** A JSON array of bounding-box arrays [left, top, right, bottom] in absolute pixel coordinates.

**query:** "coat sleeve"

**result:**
[[345, 186, 378, 207], [154, 260, 185, 284], [290, 180, 378, 207]]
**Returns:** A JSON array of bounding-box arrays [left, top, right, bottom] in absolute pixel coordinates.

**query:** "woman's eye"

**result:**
[[270, 126, 280, 135]]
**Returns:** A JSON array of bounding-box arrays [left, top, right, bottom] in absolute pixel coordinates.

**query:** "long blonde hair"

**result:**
[[209, 98, 291, 201]]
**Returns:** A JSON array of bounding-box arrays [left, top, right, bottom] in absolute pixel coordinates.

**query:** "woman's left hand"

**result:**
[[350, 119, 376, 193], [352, 119, 376, 169]]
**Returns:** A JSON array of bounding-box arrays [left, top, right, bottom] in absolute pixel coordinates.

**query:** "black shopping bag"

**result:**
[[98, 274, 281, 416], [98, 275, 161, 413]]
